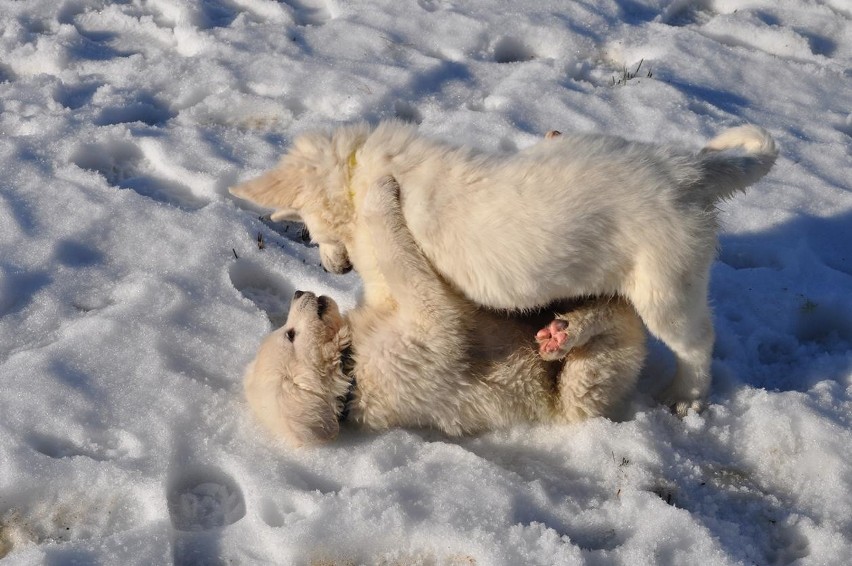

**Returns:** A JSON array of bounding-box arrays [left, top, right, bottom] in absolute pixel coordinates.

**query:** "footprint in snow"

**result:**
[[393, 100, 423, 124], [27, 428, 144, 463], [795, 298, 852, 349], [196, 0, 239, 29], [417, 0, 451, 13], [71, 141, 207, 211], [836, 114, 852, 140], [659, 3, 717, 27], [53, 82, 99, 110], [258, 497, 287, 528], [229, 259, 295, 326], [167, 466, 246, 532], [717, 246, 782, 271], [94, 93, 175, 127], [492, 36, 537, 64], [0, 63, 16, 84], [284, 0, 334, 27], [167, 466, 246, 565]]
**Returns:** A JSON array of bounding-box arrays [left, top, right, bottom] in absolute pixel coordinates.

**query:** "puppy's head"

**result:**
[[230, 124, 372, 273], [244, 290, 352, 447]]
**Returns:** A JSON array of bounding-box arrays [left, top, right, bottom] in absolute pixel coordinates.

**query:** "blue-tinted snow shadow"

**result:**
[[0, 62, 14, 83], [54, 239, 105, 268], [393, 416, 809, 564], [67, 29, 137, 61], [0, 186, 40, 236], [44, 548, 102, 566], [712, 209, 852, 393], [665, 79, 750, 115], [364, 59, 472, 124], [611, 0, 660, 24], [0, 265, 52, 318], [53, 81, 100, 110], [407, 59, 471, 99], [94, 92, 176, 127]]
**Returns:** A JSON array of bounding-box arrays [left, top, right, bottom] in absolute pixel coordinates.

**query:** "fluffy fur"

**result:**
[[232, 121, 777, 415], [243, 177, 647, 446]]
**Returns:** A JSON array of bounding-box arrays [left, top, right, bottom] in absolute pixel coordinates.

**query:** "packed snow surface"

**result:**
[[1, 0, 851, 564]]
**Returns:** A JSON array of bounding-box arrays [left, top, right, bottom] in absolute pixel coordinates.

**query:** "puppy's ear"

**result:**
[[335, 322, 352, 351], [269, 208, 302, 223], [286, 379, 340, 446], [243, 338, 341, 447], [293, 400, 340, 445], [246, 371, 341, 447], [230, 167, 300, 210]]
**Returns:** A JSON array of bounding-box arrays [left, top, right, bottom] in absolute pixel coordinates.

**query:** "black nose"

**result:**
[[294, 290, 305, 299]]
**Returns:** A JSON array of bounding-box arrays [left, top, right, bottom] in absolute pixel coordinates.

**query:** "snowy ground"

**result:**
[[1, 0, 851, 564]]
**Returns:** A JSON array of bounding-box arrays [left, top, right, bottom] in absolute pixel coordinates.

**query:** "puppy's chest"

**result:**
[[348, 317, 417, 406]]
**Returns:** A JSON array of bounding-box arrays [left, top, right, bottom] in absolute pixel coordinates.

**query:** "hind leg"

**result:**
[[537, 298, 647, 422], [628, 269, 714, 416], [553, 321, 646, 422], [556, 344, 644, 423]]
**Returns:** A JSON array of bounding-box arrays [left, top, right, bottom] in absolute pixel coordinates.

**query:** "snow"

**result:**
[[1, 0, 850, 564]]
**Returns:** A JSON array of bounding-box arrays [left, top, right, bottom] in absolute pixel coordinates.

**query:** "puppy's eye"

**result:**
[[285, 328, 296, 342]]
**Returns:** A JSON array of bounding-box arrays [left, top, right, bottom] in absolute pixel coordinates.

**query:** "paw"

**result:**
[[658, 385, 705, 418], [361, 175, 401, 218], [669, 399, 705, 418], [535, 319, 577, 361]]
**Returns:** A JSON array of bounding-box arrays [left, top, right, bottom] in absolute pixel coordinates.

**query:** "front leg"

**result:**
[[360, 176, 464, 326]]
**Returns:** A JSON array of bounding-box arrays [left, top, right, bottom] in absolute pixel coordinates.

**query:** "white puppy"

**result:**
[[243, 177, 647, 446], [232, 121, 777, 414]]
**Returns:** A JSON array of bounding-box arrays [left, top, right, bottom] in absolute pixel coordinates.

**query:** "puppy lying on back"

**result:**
[[243, 177, 646, 446]]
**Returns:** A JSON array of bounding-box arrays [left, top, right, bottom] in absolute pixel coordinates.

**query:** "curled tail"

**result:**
[[695, 125, 778, 204]]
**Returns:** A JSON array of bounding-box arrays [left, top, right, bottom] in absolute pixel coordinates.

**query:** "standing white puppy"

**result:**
[[232, 121, 777, 415]]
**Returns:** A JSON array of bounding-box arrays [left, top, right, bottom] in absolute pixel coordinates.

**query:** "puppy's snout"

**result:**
[[294, 290, 305, 300]]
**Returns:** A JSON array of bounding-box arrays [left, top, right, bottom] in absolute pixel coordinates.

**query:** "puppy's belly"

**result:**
[[414, 225, 627, 310], [449, 261, 617, 310], [398, 163, 643, 310]]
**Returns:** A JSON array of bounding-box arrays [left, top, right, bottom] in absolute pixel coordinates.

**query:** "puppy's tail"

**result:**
[[695, 125, 778, 204]]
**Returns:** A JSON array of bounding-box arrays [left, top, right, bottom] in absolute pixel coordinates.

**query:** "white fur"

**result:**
[[243, 292, 351, 446], [232, 121, 777, 414], [242, 177, 647, 446]]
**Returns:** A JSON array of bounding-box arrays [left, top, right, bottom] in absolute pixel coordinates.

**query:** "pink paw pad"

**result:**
[[536, 319, 570, 355]]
